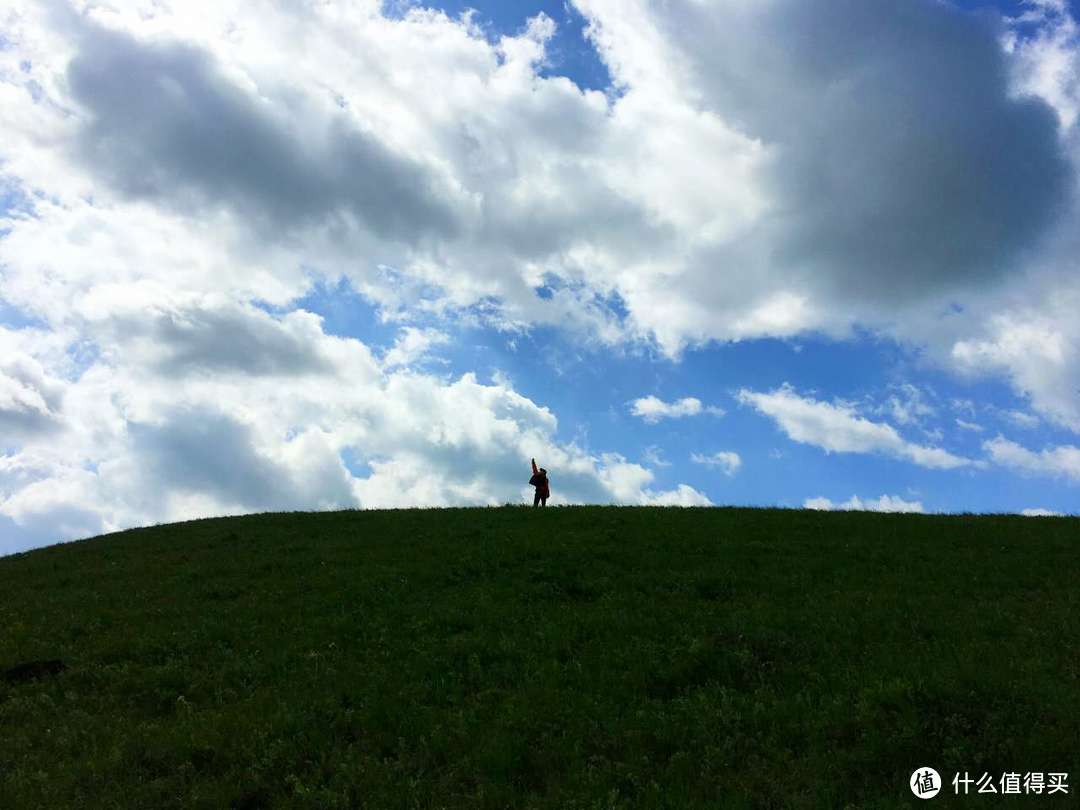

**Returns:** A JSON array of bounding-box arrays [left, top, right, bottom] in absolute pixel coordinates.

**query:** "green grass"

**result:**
[[1, 506, 1077, 808]]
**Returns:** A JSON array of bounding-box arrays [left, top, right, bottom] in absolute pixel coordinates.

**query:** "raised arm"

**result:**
[[532, 458, 539, 475]]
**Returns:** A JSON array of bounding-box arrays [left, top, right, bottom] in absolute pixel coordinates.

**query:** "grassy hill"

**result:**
[[1, 506, 1077, 808]]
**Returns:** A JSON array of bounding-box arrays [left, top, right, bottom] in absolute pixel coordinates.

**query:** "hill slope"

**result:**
[[1, 506, 1077, 808]]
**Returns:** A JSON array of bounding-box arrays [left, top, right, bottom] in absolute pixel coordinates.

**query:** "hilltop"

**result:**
[[1, 506, 1077, 808]]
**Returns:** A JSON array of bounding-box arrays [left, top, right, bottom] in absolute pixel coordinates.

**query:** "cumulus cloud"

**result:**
[[629, 395, 723, 423], [5, 0, 1071, 356], [1008, 0, 1080, 129], [641, 445, 671, 468], [878, 384, 937, 427], [984, 436, 1080, 483], [1020, 507, 1064, 517], [116, 302, 337, 378], [951, 297, 1080, 432], [578, 0, 1070, 327], [563, 452, 711, 507], [1001, 410, 1041, 430], [128, 406, 356, 513], [804, 495, 926, 514], [0, 296, 710, 551], [64, 17, 464, 242], [737, 385, 972, 469], [690, 451, 741, 476], [640, 484, 712, 507], [381, 326, 450, 369], [0, 353, 64, 440]]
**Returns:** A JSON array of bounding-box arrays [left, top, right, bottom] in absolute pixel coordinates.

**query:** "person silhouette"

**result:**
[[529, 458, 549, 507]]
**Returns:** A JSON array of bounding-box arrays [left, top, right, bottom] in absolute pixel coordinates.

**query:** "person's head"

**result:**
[[540, 468, 546, 475]]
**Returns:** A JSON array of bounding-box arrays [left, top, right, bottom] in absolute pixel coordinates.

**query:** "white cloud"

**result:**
[[1008, 0, 1080, 129], [879, 384, 936, 426], [984, 436, 1080, 483], [952, 398, 977, 417], [1001, 410, 1041, 430], [590, 452, 711, 506], [0, 349, 65, 439], [0, 301, 710, 552], [804, 495, 925, 514], [1020, 507, 1064, 517], [641, 445, 671, 468], [690, 451, 741, 476], [629, 395, 723, 423], [580, 0, 1071, 352], [956, 418, 984, 433], [381, 326, 450, 369], [950, 295, 1080, 433], [737, 385, 972, 469], [1, 0, 1070, 360], [640, 484, 712, 507]]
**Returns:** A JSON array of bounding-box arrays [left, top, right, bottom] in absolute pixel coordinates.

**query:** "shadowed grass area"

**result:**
[[1, 506, 1077, 808]]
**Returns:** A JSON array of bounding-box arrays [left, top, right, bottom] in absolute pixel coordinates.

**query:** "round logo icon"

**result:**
[[911, 767, 942, 799]]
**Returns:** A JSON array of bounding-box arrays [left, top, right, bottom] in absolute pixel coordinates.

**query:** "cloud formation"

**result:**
[[804, 494, 925, 514], [573, 0, 1073, 352], [629, 395, 723, 423], [690, 451, 741, 477], [1020, 507, 1064, 517], [952, 295, 1080, 432], [7, 0, 1073, 355], [737, 385, 972, 469], [0, 353, 64, 440], [984, 436, 1080, 483], [381, 327, 450, 369], [0, 303, 710, 549], [65, 19, 464, 243]]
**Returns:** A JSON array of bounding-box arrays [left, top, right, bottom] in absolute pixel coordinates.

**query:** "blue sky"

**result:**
[[404, 0, 613, 90], [290, 273, 1080, 517], [422, 0, 1059, 92], [2, 0, 1080, 554]]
